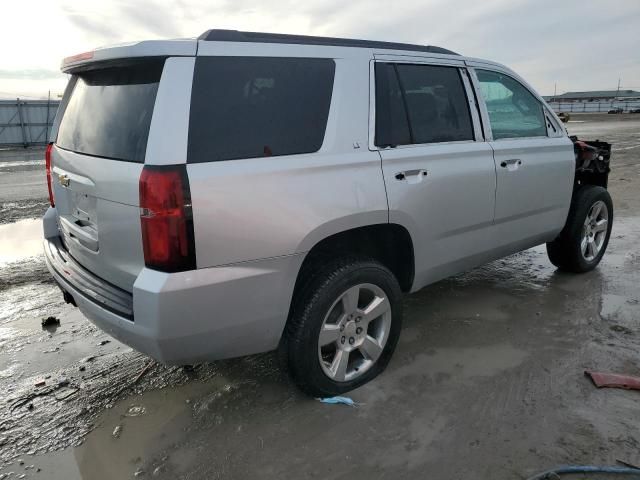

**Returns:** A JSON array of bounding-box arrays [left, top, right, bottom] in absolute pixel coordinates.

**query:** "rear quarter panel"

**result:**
[[188, 48, 388, 267]]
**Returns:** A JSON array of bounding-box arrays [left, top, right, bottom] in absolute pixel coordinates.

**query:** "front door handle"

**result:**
[[395, 169, 428, 181], [500, 159, 522, 168]]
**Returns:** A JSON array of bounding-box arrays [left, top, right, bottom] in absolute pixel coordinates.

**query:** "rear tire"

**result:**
[[546, 186, 613, 273], [284, 257, 403, 397]]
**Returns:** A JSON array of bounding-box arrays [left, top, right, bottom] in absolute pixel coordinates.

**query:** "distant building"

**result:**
[[544, 90, 640, 102]]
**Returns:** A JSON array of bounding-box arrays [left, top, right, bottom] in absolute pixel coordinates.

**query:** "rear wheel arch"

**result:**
[[292, 223, 415, 296], [277, 223, 414, 364]]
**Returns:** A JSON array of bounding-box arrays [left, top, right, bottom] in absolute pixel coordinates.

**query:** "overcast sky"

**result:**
[[1, 0, 639, 99]]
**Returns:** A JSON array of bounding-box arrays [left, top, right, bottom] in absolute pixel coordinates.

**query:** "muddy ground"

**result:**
[[1, 114, 639, 479]]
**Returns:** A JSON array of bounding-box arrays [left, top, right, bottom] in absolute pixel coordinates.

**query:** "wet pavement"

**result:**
[[1, 114, 640, 479], [0, 148, 49, 226]]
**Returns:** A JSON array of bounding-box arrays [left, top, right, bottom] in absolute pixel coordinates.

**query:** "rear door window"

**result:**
[[56, 60, 164, 163], [375, 63, 474, 146], [188, 57, 335, 163], [374, 63, 411, 147], [476, 69, 546, 140], [396, 64, 474, 144]]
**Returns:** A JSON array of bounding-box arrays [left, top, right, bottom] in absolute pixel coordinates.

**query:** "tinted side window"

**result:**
[[396, 64, 474, 144], [476, 70, 546, 140], [375, 63, 411, 147], [188, 57, 335, 163], [57, 60, 164, 163]]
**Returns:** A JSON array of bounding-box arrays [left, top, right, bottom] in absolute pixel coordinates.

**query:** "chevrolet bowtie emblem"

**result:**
[[58, 174, 71, 187]]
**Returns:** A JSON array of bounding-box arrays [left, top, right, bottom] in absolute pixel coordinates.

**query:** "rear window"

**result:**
[[188, 57, 335, 163], [56, 60, 164, 163]]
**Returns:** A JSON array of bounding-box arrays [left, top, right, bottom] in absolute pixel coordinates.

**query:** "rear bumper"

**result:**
[[43, 209, 304, 364], [44, 235, 134, 319]]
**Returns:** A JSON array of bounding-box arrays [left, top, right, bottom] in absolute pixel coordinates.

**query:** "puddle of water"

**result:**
[[0, 376, 228, 480], [0, 218, 43, 265]]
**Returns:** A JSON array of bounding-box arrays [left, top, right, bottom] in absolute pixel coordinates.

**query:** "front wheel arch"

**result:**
[[547, 185, 613, 273]]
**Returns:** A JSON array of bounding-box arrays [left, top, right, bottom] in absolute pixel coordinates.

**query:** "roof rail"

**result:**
[[198, 29, 460, 56]]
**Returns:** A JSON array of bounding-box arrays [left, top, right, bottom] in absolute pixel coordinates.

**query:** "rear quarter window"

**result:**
[[187, 57, 335, 163], [56, 60, 164, 163]]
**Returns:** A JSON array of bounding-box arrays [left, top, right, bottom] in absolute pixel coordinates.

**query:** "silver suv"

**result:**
[[43, 30, 613, 396]]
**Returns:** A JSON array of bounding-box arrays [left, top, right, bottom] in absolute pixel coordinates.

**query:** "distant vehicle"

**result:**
[[608, 108, 623, 114], [42, 30, 614, 396], [630, 108, 640, 114]]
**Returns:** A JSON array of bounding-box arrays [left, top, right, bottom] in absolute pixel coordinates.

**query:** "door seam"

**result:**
[[488, 140, 498, 224], [376, 150, 391, 223]]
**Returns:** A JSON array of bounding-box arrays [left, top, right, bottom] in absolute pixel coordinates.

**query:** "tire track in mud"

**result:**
[[0, 351, 222, 467], [0, 251, 224, 467]]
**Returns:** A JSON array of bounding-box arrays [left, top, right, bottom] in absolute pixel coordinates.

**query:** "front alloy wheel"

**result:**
[[581, 200, 609, 261], [546, 185, 613, 273]]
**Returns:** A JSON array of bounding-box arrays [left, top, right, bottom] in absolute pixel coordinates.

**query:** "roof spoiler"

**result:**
[[62, 51, 95, 70], [60, 40, 198, 73]]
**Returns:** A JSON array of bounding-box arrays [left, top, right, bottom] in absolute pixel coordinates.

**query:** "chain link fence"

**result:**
[[547, 99, 640, 113]]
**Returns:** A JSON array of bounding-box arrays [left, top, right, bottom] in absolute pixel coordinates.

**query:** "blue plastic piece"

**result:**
[[317, 396, 358, 406], [527, 465, 640, 480]]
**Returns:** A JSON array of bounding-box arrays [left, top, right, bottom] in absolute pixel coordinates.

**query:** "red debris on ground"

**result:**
[[585, 371, 640, 390]]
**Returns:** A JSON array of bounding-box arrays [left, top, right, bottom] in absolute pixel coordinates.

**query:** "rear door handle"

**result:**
[[500, 159, 522, 168], [395, 169, 428, 181]]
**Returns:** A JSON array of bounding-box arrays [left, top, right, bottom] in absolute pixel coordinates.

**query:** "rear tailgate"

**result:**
[[51, 59, 163, 291]]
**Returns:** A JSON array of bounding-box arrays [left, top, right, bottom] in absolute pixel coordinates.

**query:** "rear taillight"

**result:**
[[139, 165, 196, 272], [45, 142, 55, 207]]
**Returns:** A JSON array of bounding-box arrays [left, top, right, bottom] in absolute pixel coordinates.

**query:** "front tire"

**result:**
[[284, 257, 403, 397], [546, 185, 613, 273]]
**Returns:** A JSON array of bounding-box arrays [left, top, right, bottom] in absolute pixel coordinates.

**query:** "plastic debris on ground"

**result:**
[[585, 370, 640, 390], [526, 464, 640, 480], [317, 396, 360, 407]]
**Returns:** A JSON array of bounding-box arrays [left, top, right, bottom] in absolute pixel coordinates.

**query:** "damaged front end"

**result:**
[[571, 136, 611, 188]]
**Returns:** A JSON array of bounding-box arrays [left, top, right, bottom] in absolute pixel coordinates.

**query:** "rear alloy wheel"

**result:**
[[285, 257, 402, 397], [318, 283, 392, 382], [547, 185, 613, 273]]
